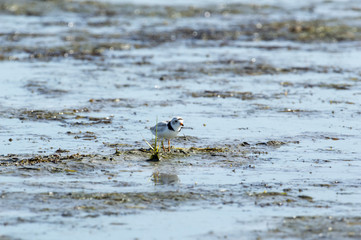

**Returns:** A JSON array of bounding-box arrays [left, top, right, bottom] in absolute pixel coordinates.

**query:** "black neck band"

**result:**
[[167, 121, 175, 131]]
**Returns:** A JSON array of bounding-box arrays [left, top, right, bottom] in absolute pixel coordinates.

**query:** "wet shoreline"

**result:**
[[1, 0, 361, 239]]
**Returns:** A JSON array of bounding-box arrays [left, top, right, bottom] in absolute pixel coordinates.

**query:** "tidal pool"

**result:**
[[1, 0, 361, 239]]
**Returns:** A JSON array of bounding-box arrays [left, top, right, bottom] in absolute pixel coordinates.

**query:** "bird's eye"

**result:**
[[175, 120, 178, 122]]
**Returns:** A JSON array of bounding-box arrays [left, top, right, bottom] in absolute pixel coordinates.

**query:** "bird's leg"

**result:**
[[168, 139, 171, 152], [161, 140, 165, 152]]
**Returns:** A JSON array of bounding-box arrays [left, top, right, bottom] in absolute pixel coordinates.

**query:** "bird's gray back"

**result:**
[[150, 121, 168, 133]]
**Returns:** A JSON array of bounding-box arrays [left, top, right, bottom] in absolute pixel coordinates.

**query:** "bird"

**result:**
[[150, 117, 184, 152]]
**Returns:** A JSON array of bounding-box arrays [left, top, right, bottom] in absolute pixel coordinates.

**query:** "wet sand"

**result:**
[[1, 0, 361, 239]]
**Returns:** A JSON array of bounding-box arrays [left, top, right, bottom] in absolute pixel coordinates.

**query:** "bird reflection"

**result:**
[[151, 172, 179, 185]]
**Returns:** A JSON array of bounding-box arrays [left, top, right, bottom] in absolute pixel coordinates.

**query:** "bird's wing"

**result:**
[[150, 121, 168, 131]]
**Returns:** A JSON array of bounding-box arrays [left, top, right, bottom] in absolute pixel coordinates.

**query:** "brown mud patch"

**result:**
[[0, 140, 292, 167], [245, 19, 361, 42], [191, 91, 259, 100], [268, 216, 361, 239], [0, 140, 296, 177], [11, 108, 113, 126]]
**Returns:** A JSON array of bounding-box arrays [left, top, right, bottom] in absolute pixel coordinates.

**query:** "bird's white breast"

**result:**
[[157, 129, 179, 139]]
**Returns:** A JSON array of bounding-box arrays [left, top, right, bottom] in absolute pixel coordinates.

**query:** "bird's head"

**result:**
[[171, 117, 184, 131]]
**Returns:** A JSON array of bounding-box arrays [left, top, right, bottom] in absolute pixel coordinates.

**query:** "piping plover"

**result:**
[[150, 117, 184, 151]]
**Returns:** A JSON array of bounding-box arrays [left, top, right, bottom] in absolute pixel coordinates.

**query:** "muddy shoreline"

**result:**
[[1, 0, 361, 239]]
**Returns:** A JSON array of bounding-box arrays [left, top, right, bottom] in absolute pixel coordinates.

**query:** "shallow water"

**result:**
[[1, 0, 361, 239]]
